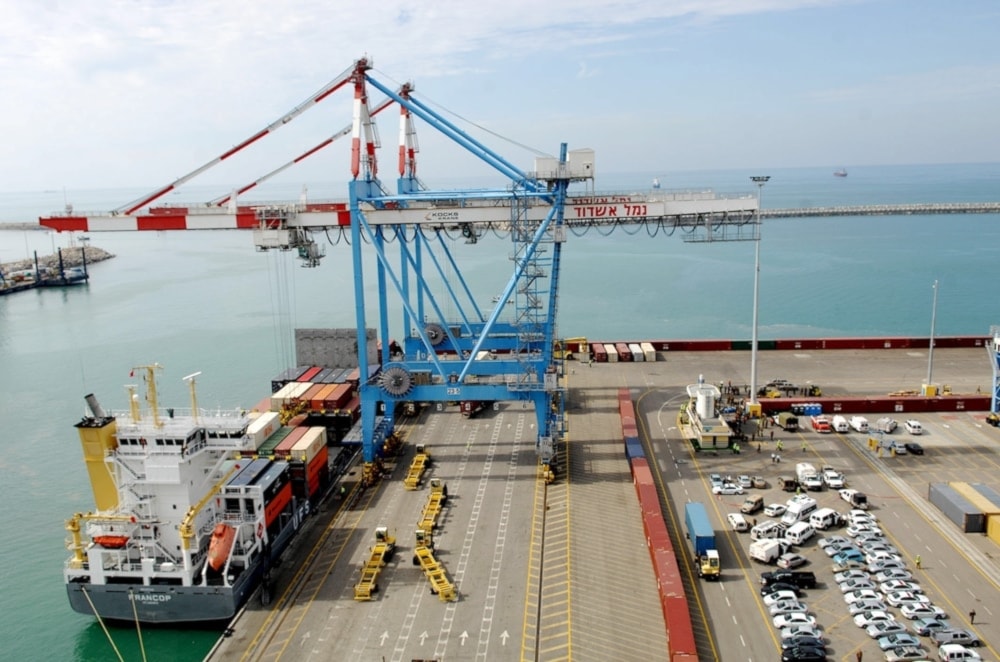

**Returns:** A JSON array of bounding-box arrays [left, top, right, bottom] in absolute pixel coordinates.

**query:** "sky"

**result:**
[[1, 0, 999, 197]]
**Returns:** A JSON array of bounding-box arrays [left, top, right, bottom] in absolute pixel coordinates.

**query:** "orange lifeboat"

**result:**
[[208, 523, 236, 572], [93, 535, 130, 548]]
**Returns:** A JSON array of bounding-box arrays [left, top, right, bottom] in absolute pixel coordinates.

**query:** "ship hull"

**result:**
[[66, 564, 263, 624]]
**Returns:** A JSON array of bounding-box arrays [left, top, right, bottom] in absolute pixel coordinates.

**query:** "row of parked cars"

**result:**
[[825, 509, 983, 661]]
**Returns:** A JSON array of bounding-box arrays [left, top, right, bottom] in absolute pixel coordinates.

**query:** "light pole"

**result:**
[[926, 280, 938, 392], [749, 175, 770, 409]]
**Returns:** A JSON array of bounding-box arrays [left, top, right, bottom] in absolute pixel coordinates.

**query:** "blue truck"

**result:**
[[684, 502, 720, 580]]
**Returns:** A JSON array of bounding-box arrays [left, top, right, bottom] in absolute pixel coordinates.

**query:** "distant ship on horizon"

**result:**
[[834, 168, 848, 177]]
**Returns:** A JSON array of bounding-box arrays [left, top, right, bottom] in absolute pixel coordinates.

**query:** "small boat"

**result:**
[[833, 169, 848, 177], [93, 535, 130, 549], [208, 523, 236, 572]]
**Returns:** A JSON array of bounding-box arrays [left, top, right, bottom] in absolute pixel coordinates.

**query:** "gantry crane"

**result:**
[[41, 57, 760, 484]]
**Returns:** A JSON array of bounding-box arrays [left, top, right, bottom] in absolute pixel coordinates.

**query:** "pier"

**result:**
[[763, 201, 1000, 218]]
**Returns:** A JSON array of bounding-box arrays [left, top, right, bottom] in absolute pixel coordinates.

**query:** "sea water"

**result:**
[[1, 162, 999, 661]]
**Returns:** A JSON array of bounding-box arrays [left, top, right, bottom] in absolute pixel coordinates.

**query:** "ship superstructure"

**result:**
[[64, 365, 306, 623]]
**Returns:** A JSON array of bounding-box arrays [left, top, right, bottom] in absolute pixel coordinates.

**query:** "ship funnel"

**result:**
[[84, 393, 107, 418]]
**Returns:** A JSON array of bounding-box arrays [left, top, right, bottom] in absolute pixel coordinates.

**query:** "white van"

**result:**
[[781, 496, 818, 526], [831, 415, 849, 433], [784, 521, 815, 545], [727, 513, 749, 532], [809, 507, 842, 530], [751, 520, 785, 540], [849, 416, 869, 432]]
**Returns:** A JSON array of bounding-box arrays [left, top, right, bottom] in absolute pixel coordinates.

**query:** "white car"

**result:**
[[834, 569, 869, 583], [900, 603, 947, 620], [822, 469, 845, 488], [869, 559, 907, 573], [848, 599, 889, 615], [854, 609, 897, 628], [904, 419, 922, 435], [773, 612, 817, 629], [737, 474, 753, 488], [849, 509, 877, 524], [875, 569, 913, 582], [885, 591, 931, 607], [844, 589, 882, 604], [712, 483, 744, 495], [769, 599, 808, 615], [866, 620, 907, 638], [819, 535, 852, 549], [764, 503, 787, 517], [839, 578, 877, 593], [780, 624, 822, 641], [879, 580, 922, 594], [847, 523, 883, 537], [764, 590, 800, 606]]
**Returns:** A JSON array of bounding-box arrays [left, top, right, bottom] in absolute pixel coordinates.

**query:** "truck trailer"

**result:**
[[684, 502, 720, 580]]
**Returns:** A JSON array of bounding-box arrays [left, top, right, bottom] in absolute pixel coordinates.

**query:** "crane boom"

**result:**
[[116, 61, 361, 215]]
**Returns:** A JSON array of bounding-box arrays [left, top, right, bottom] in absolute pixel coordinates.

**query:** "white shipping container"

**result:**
[[291, 426, 327, 463], [246, 411, 281, 449], [628, 343, 644, 362], [604, 343, 619, 363], [288, 382, 314, 401], [270, 382, 298, 411], [640, 342, 656, 362]]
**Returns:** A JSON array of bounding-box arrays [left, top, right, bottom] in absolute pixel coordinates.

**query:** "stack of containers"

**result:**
[[289, 427, 329, 502]]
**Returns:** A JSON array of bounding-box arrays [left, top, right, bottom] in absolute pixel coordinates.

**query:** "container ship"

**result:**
[[63, 364, 359, 624]]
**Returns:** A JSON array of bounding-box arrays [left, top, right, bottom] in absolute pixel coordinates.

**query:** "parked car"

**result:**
[[769, 599, 809, 615], [911, 617, 950, 636], [854, 609, 897, 628], [780, 634, 825, 651], [931, 628, 982, 647], [712, 482, 744, 495], [825, 542, 861, 557], [877, 632, 921, 651], [833, 549, 866, 566], [901, 603, 946, 620], [884, 645, 929, 661], [866, 620, 907, 638], [869, 559, 907, 573], [845, 589, 882, 604], [875, 569, 913, 582], [752, 475, 768, 488], [819, 535, 852, 549], [822, 468, 845, 488], [779, 624, 823, 641], [737, 474, 753, 488], [780, 646, 827, 662], [762, 582, 802, 597], [905, 442, 925, 455], [777, 553, 809, 569], [764, 590, 801, 606], [765, 503, 787, 517], [879, 580, 922, 594], [839, 578, 877, 593], [834, 569, 870, 583], [904, 419, 923, 434], [762, 570, 817, 589], [774, 612, 818, 629], [885, 591, 931, 608], [709, 473, 723, 487], [936, 644, 982, 661], [848, 599, 889, 616]]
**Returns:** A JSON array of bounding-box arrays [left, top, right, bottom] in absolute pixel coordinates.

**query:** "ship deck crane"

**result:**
[[40, 56, 760, 485]]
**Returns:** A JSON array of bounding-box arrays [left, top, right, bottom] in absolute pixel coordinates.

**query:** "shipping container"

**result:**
[[274, 426, 309, 459], [591, 343, 607, 362], [313, 368, 337, 384], [987, 514, 1000, 546], [269, 381, 299, 411], [625, 436, 644, 461], [628, 343, 644, 362], [288, 381, 314, 403], [246, 411, 281, 450], [640, 342, 656, 362], [605, 344, 619, 363], [970, 483, 1000, 511], [310, 384, 337, 411], [928, 482, 985, 533], [227, 458, 272, 489], [257, 427, 293, 457], [270, 366, 309, 393], [263, 482, 292, 528], [949, 482, 1000, 516], [325, 383, 353, 410], [291, 427, 327, 463], [297, 366, 323, 383], [301, 384, 326, 409], [615, 342, 632, 361], [344, 368, 360, 385]]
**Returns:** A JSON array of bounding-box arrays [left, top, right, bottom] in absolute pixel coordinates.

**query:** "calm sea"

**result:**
[[1, 162, 999, 661]]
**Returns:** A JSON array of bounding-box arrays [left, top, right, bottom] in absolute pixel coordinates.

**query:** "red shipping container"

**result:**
[[274, 427, 308, 459], [298, 366, 323, 383]]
